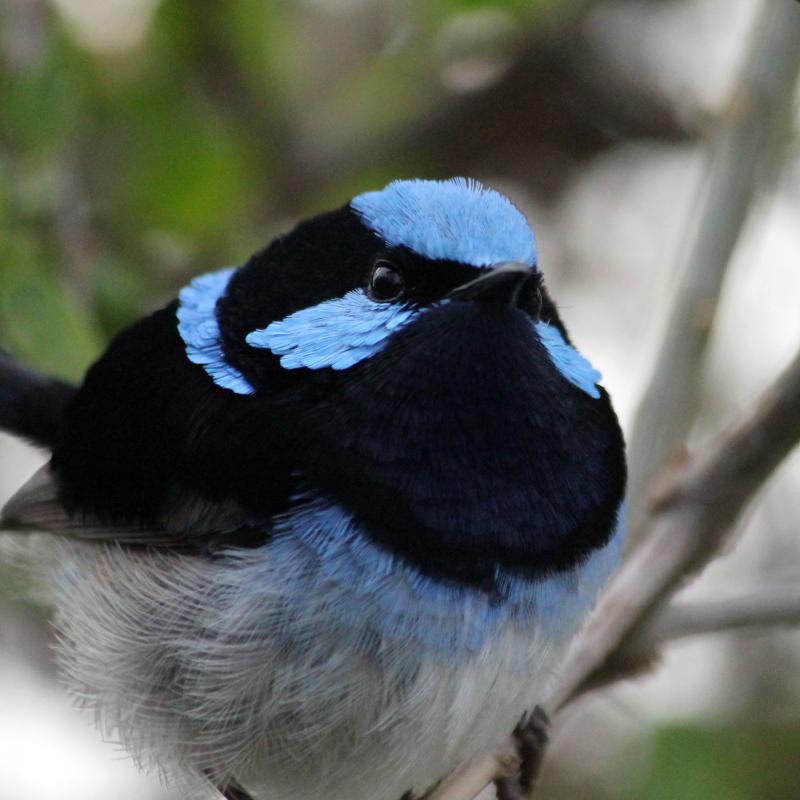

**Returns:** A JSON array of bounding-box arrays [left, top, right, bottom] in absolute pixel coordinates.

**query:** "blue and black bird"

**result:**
[[0, 178, 625, 800]]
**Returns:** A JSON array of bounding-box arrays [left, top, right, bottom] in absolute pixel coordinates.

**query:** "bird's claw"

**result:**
[[494, 706, 550, 800]]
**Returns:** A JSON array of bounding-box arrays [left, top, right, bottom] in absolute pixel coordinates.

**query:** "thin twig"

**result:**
[[644, 585, 800, 645], [551, 345, 800, 709], [579, 584, 800, 691], [625, 0, 800, 545], [425, 751, 511, 800]]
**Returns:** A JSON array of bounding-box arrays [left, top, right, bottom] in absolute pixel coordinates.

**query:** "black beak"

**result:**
[[446, 262, 536, 307]]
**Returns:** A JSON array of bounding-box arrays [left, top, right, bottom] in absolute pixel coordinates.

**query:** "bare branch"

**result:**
[[644, 585, 800, 645], [426, 751, 518, 800], [551, 345, 800, 710], [581, 583, 800, 691], [426, 5, 800, 798], [625, 0, 800, 544]]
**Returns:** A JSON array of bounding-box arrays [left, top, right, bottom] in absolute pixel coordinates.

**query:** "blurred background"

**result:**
[[1, 0, 799, 798]]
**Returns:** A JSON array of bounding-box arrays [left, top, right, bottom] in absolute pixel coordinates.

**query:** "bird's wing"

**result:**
[[2, 464, 267, 552], [0, 302, 292, 553], [0, 350, 76, 448]]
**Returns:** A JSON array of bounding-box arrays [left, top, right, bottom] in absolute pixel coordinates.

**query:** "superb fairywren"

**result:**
[[0, 178, 625, 800]]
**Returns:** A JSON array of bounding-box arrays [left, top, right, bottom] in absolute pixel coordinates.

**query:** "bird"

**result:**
[[0, 177, 625, 800]]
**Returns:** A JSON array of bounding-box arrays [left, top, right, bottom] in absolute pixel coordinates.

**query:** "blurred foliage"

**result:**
[[0, 0, 557, 381], [537, 719, 800, 800], [630, 722, 800, 800]]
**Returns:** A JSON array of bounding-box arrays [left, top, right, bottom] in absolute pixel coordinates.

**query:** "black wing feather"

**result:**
[[2, 304, 291, 552], [0, 350, 76, 448]]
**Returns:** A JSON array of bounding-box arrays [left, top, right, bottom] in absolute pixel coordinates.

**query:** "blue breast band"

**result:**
[[249, 492, 625, 663]]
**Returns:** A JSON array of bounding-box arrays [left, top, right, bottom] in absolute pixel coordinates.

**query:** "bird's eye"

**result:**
[[368, 261, 405, 302], [518, 279, 543, 320], [530, 287, 543, 319]]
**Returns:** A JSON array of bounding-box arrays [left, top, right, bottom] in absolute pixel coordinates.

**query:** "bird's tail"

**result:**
[[0, 350, 76, 449]]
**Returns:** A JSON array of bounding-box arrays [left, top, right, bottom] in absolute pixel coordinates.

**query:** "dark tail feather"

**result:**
[[0, 351, 76, 449]]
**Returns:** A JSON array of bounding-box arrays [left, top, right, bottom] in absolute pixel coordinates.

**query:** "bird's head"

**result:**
[[177, 178, 625, 588]]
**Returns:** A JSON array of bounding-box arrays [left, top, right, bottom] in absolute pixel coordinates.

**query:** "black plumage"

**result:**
[[2, 204, 624, 591]]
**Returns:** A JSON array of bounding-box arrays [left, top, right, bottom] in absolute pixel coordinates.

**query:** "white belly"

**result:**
[[236, 621, 566, 800], [35, 518, 620, 800]]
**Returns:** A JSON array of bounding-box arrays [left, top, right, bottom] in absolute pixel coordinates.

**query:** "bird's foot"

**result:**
[[220, 782, 255, 800], [494, 706, 550, 800], [515, 706, 550, 793]]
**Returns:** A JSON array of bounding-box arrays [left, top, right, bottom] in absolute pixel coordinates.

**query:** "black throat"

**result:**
[[298, 302, 626, 591]]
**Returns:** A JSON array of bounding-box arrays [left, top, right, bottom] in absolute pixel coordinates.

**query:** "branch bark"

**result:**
[[643, 585, 800, 645], [575, 583, 800, 695], [625, 0, 800, 545], [550, 344, 800, 710]]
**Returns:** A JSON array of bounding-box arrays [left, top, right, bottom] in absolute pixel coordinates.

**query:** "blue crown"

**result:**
[[351, 178, 537, 268]]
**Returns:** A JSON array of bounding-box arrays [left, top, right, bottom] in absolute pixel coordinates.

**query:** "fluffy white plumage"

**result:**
[[6, 490, 620, 800], [51, 545, 561, 799]]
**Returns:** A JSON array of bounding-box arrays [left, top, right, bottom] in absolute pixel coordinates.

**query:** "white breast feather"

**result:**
[[6, 530, 619, 800]]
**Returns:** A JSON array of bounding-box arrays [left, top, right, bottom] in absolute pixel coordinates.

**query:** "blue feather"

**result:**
[[257, 492, 624, 663], [351, 178, 537, 268], [535, 322, 602, 399], [249, 289, 603, 401], [246, 289, 419, 371], [177, 267, 255, 395]]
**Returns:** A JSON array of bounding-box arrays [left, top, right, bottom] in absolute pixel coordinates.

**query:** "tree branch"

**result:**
[[625, 0, 800, 545], [551, 345, 800, 710], [580, 583, 800, 693], [646, 585, 800, 644]]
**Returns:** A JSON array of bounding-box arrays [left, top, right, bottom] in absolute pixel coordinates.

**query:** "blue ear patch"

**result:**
[[351, 178, 537, 268], [247, 289, 419, 370], [247, 290, 604, 391], [535, 322, 601, 399], [176, 267, 256, 395]]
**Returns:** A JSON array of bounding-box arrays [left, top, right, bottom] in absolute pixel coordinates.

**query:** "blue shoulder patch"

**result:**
[[351, 178, 537, 268], [535, 322, 602, 399], [176, 267, 256, 395], [247, 289, 419, 371]]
